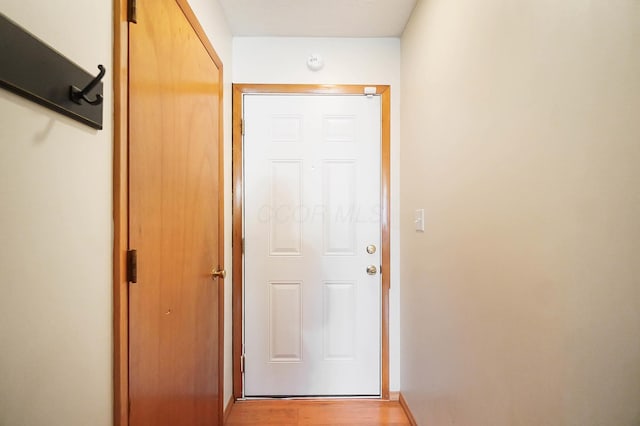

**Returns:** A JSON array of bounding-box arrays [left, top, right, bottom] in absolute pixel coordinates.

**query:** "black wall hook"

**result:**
[[70, 64, 105, 105], [0, 14, 104, 129]]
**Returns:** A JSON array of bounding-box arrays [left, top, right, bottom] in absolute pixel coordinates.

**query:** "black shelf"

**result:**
[[0, 13, 104, 130]]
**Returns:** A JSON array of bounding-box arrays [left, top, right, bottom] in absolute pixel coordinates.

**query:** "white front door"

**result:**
[[243, 94, 382, 397]]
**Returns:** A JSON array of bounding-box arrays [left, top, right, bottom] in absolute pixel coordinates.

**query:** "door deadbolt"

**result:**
[[366, 244, 377, 254], [366, 265, 377, 275]]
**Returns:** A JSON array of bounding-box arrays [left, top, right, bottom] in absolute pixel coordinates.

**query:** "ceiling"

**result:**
[[218, 0, 418, 37]]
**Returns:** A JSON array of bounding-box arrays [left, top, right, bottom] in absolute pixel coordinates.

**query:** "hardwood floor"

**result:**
[[225, 399, 412, 425]]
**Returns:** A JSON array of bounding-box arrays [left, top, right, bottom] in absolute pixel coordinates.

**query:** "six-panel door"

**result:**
[[243, 94, 382, 396]]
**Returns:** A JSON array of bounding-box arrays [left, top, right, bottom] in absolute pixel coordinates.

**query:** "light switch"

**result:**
[[414, 209, 425, 232]]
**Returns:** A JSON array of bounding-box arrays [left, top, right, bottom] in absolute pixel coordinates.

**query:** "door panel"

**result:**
[[128, 0, 223, 424], [243, 94, 381, 396]]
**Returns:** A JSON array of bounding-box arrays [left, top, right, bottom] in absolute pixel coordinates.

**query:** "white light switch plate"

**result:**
[[414, 209, 425, 232]]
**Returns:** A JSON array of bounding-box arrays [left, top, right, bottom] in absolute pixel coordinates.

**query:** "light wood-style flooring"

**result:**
[[225, 399, 412, 425]]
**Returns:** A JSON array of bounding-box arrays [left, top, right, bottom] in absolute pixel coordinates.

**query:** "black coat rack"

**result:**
[[0, 13, 105, 130]]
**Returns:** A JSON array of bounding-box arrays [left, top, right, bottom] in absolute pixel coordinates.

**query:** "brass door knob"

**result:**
[[366, 265, 377, 275], [211, 268, 226, 280]]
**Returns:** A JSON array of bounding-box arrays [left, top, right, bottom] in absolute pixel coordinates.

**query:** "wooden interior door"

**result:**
[[128, 0, 224, 425]]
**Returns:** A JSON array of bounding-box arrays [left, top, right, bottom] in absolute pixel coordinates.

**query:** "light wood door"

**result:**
[[243, 94, 382, 396], [128, 0, 224, 425]]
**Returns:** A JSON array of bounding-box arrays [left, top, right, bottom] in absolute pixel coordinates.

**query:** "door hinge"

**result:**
[[127, 249, 138, 283], [128, 0, 137, 23], [240, 354, 246, 373], [241, 119, 245, 136], [242, 237, 245, 255]]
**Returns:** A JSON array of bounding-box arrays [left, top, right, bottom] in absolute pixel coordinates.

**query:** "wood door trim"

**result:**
[[113, 1, 225, 425], [223, 397, 235, 424], [175, 0, 223, 68], [232, 84, 244, 400], [113, 1, 128, 425], [399, 393, 419, 426], [232, 83, 392, 400]]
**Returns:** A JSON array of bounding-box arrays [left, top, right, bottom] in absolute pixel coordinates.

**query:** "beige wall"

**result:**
[[0, 2, 113, 426], [233, 36, 402, 391], [400, 0, 640, 424]]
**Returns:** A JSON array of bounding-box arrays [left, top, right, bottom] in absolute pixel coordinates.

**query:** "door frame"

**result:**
[[113, 1, 226, 425], [232, 84, 391, 400]]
